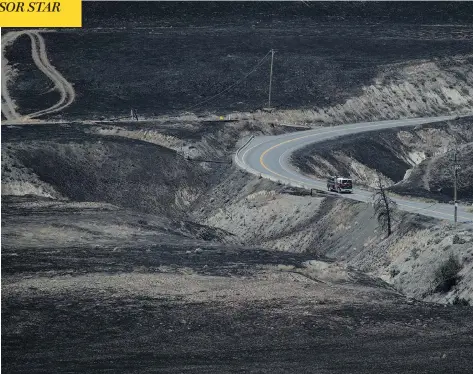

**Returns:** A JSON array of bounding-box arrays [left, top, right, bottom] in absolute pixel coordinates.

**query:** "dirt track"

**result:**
[[1, 30, 75, 121], [1, 31, 22, 120]]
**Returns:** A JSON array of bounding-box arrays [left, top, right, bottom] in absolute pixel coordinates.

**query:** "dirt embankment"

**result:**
[[308, 57, 473, 124], [87, 118, 296, 160], [199, 180, 473, 305], [1, 119, 296, 234], [1, 124, 215, 219], [292, 118, 473, 203], [222, 56, 473, 127]]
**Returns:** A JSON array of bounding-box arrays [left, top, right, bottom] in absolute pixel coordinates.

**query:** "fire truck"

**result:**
[[327, 176, 353, 193]]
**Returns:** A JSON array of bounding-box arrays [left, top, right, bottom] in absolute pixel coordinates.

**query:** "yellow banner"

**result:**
[[0, 0, 81, 27]]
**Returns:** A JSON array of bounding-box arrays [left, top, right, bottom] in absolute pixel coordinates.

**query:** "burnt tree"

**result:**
[[373, 173, 397, 237]]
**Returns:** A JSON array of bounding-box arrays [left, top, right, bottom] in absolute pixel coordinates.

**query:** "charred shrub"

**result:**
[[453, 234, 466, 245], [390, 267, 400, 278], [451, 296, 470, 306], [433, 254, 462, 293]]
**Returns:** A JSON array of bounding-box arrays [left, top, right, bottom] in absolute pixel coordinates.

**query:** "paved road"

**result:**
[[235, 115, 473, 224]]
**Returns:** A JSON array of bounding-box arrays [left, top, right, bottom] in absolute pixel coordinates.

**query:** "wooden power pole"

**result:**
[[268, 49, 275, 108], [453, 150, 459, 224]]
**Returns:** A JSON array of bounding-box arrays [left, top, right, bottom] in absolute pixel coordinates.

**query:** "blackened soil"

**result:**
[[1, 195, 316, 278], [5, 2, 473, 119], [2, 294, 473, 373], [2, 241, 312, 279], [3, 195, 473, 373], [2, 123, 207, 218]]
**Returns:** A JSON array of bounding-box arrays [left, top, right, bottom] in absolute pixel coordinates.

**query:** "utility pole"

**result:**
[[268, 49, 275, 108], [453, 150, 459, 224]]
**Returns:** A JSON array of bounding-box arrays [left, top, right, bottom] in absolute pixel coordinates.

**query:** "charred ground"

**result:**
[[3, 121, 473, 373], [4, 2, 473, 121], [3, 2, 473, 373]]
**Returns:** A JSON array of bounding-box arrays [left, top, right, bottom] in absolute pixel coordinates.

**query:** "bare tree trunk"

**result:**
[[385, 190, 392, 236], [378, 178, 392, 236], [373, 173, 396, 237]]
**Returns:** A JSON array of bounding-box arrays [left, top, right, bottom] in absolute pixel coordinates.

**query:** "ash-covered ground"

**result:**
[[3, 2, 473, 373], [3, 196, 473, 373], [3, 121, 473, 373], [4, 2, 473, 121]]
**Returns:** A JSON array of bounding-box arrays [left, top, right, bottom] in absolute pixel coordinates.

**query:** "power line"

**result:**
[[185, 49, 272, 112]]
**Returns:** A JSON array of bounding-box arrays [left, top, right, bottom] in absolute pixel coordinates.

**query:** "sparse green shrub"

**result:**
[[433, 254, 462, 293]]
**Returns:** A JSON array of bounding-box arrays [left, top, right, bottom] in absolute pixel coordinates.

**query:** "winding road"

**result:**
[[1, 30, 75, 121], [235, 115, 473, 224]]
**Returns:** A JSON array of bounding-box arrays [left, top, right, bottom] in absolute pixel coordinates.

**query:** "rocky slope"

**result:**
[[199, 183, 473, 305]]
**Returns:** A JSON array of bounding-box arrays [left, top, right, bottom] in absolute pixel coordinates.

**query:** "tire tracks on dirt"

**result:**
[[1, 30, 75, 121], [25, 31, 76, 118], [1, 31, 23, 121]]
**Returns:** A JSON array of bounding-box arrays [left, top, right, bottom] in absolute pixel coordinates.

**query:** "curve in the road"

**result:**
[[1, 30, 75, 121], [235, 116, 473, 224]]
